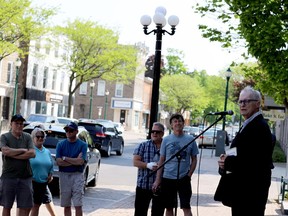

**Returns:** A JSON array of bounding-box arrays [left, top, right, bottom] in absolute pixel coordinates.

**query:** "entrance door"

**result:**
[[120, 110, 126, 124]]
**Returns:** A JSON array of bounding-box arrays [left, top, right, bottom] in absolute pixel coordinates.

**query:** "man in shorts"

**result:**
[[153, 113, 199, 216], [0, 114, 36, 216], [56, 121, 88, 216]]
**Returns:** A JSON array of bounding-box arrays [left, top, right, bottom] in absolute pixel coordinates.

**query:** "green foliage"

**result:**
[[0, 0, 56, 60], [162, 48, 188, 75], [193, 0, 288, 109], [273, 140, 286, 163], [160, 74, 208, 114], [53, 19, 138, 116]]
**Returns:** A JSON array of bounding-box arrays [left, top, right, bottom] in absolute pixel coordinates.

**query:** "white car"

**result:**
[[113, 122, 125, 133]]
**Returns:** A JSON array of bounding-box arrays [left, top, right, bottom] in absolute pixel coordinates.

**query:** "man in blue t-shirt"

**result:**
[[56, 121, 87, 216]]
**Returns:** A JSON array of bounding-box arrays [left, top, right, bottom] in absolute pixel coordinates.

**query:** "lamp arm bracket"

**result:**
[[143, 27, 156, 35]]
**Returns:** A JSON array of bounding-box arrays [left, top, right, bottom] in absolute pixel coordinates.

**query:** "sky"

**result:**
[[33, 0, 244, 75]]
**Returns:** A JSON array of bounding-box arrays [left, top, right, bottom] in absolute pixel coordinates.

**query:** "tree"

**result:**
[[54, 19, 138, 117], [160, 74, 208, 114], [162, 48, 188, 75], [0, 0, 56, 60], [193, 0, 288, 108]]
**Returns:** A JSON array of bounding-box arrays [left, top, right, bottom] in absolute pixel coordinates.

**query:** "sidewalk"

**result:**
[[2, 130, 287, 216], [95, 130, 287, 216]]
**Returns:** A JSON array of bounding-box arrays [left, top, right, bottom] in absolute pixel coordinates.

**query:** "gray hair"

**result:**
[[31, 127, 46, 139], [240, 86, 261, 101], [153, 122, 165, 131]]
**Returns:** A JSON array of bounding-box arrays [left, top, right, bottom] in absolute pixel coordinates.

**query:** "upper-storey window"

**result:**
[[115, 83, 123, 97], [43, 66, 48, 88], [32, 64, 38, 87]]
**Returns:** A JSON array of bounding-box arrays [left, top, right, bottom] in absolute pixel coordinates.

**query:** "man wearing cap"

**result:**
[[56, 121, 88, 216], [0, 114, 36, 216]]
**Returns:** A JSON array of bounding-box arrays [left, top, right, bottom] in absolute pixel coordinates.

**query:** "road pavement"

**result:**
[[2, 130, 286, 216]]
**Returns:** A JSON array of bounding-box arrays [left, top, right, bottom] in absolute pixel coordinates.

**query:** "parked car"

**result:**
[[113, 122, 125, 133], [23, 123, 101, 195], [183, 126, 200, 137], [24, 114, 59, 127], [78, 118, 124, 157], [196, 128, 218, 148], [57, 117, 78, 125]]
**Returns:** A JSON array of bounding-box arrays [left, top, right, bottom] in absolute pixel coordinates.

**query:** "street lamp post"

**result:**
[[13, 58, 22, 115], [104, 90, 109, 120], [89, 81, 95, 119], [222, 68, 232, 131], [141, 6, 179, 139]]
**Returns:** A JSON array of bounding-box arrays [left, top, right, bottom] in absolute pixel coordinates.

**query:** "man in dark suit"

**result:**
[[218, 86, 273, 216]]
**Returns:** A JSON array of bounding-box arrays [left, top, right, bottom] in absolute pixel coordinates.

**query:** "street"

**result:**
[[0, 131, 284, 216], [0, 132, 145, 216]]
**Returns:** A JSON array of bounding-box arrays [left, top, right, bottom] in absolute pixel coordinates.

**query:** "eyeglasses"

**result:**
[[151, 130, 163, 134], [65, 129, 75, 133], [238, 99, 258, 106], [36, 136, 44, 139]]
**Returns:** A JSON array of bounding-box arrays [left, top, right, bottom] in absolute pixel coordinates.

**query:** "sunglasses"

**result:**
[[151, 130, 163, 134], [65, 129, 75, 133], [36, 136, 44, 139]]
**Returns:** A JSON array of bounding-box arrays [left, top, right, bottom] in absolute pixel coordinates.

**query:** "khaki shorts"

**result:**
[[59, 172, 84, 207]]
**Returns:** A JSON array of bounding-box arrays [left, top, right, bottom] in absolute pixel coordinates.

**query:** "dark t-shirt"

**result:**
[[0, 132, 34, 178]]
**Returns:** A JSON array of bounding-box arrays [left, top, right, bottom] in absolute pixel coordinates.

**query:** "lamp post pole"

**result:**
[[222, 68, 232, 131], [141, 6, 179, 139], [13, 58, 22, 115], [104, 90, 109, 120], [89, 81, 95, 119]]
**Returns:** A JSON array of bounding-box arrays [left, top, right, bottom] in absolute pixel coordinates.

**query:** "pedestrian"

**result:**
[[153, 113, 199, 216], [133, 122, 165, 216], [217, 86, 274, 216], [29, 127, 56, 216], [0, 114, 36, 216], [56, 121, 87, 216]]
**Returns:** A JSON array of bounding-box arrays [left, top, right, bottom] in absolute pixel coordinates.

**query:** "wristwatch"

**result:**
[[62, 156, 66, 161]]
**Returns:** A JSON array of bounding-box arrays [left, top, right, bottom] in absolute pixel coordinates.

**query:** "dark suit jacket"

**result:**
[[224, 114, 273, 210]]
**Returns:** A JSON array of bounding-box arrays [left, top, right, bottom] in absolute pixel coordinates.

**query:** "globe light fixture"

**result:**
[[140, 6, 179, 139]]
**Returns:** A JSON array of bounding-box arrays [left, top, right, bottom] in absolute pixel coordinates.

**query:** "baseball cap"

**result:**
[[63, 121, 78, 130], [11, 114, 26, 122]]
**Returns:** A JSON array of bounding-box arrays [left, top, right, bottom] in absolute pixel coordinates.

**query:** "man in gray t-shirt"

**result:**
[[153, 113, 199, 216], [0, 114, 35, 216]]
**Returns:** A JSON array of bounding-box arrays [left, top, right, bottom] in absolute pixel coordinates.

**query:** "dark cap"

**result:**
[[64, 121, 78, 130], [11, 114, 26, 122]]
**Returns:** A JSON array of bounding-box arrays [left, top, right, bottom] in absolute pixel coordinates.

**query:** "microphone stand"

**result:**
[[150, 115, 225, 215]]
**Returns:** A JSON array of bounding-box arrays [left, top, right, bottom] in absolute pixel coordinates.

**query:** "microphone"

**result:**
[[208, 110, 234, 116]]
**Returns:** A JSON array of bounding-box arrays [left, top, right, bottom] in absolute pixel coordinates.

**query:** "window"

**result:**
[[2, 97, 10, 120], [52, 70, 57, 90], [43, 66, 48, 88], [45, 40, 50, 55], [6, 62, 12, 83], [32, 64, 38, 87], [35, 39, 41, 52], [97, 80, 105, 96], [79, 82, 88, 95], [54, 44, 59, 57], [35, 102, 47, 114], [115, 83, 123, 97], [60, 72, 64, 91]]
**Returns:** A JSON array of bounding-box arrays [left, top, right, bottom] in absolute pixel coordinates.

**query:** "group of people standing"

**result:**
[[133, 86, 275, 216], [0, 115, 87, 216]]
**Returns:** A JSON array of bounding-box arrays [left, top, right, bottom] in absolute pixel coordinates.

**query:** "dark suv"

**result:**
[[78, 119, 124, 157], [23, 123, 101, 195]]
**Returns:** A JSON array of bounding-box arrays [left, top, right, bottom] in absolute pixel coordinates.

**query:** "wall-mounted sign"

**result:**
[[263, 110, 286, 121]]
